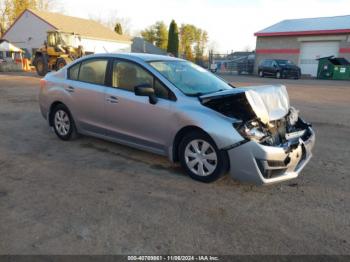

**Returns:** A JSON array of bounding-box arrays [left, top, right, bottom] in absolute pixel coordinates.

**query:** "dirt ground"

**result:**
[[0, 72, 349, 255]]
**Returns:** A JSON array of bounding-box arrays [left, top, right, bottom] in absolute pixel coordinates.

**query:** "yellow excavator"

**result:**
[[33, 31, 85, 76]]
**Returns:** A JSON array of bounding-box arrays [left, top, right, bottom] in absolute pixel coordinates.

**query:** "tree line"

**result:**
[[141, 20, 208, 62]]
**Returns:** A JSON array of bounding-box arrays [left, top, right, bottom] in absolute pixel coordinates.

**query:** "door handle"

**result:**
[[106, 96, 118, 103], [66, 86, 75, 93]]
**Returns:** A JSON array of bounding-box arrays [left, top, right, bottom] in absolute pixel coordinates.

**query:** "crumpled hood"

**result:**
[[244, 85, 290, 124], [200, 85, 290, 124]]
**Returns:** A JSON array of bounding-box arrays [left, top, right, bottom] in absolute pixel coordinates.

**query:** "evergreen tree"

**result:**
[[155, 21, 168, 50], [141, 25, 157, 45], [167, 20, 179, 57], [141, 21, 168, 50]]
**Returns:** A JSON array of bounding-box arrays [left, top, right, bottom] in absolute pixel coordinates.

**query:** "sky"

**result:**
[[58, 0, 350, 53]]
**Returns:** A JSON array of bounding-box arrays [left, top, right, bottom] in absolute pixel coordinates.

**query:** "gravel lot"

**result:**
[[0, 72, 349, 255]]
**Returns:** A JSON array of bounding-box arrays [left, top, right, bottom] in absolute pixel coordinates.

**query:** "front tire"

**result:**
[[259, 70, 264, 77], [179, 131, 228, 183], [35, 55, 48, 76], [51, 104, 78, 141]]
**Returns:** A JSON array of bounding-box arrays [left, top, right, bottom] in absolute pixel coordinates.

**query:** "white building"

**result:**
[[1, 9, 132, 57]]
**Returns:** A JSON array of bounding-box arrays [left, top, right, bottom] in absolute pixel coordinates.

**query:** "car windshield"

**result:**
[[149, 61, 232, 96], [276, 60, 294, 66]]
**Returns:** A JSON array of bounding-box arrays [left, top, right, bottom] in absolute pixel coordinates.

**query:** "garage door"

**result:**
[[299, 41, 339, 77]]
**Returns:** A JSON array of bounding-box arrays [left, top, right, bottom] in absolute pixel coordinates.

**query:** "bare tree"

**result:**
[[36, 0, 58, 11]]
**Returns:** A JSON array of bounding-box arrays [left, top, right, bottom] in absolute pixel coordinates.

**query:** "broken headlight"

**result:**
[[287, 107, 299, 126], [235, 120, 268, 142]]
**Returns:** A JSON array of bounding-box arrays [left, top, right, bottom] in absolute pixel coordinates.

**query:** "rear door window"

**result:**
[[68, 62, 80, 80], [78, 59, 108, 85]]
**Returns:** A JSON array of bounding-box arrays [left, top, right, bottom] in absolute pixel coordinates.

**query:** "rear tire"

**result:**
[[51, 104, 78, 141], [259, 70, 264, 77], [179, 131, 228, 183], [276, 71, 281, 79]]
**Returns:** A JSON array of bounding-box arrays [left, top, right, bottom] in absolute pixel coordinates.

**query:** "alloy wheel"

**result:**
[[54, 110, 71, 136]]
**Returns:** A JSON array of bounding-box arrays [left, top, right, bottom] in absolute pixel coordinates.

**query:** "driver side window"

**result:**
[[112, 60, 175, 100], [112, 61, 153, 92]]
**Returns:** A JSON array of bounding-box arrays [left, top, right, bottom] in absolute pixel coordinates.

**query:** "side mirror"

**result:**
[[134, 84, 158, 105]]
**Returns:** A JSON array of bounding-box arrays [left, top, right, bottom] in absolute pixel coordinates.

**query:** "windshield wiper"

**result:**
[[187, 92, 206, 97], [203, 89, 227, 95], [188, 89, 229, 97]]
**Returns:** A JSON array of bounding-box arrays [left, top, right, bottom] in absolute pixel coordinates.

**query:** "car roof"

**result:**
[[88, 53, 185, 62]]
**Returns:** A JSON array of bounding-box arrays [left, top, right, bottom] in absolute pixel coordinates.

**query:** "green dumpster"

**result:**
[[317, 56, 350, 80], [334, 64, 350, 80]]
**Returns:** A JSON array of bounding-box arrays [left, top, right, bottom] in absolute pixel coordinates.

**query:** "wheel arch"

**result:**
[[48, 101, 66, 126], [172, 125, 213, 163], [173, 125, 231, 179]]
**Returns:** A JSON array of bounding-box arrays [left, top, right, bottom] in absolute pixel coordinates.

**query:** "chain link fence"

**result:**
[[208, 51, 255, 75]]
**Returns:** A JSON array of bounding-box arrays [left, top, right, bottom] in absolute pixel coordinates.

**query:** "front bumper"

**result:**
[[227, 127, 315, 185]]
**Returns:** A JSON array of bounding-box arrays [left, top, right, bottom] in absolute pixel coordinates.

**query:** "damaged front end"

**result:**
[[235, 107, 311, 148], [200, 85, 315, 185]]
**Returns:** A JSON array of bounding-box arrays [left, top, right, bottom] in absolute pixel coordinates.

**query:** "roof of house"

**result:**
[[8, 9, 131, 42], [255, 15, 350, 37]]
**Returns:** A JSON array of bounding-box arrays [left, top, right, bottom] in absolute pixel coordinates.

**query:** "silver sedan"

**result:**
[[39, 53, 315, 185]]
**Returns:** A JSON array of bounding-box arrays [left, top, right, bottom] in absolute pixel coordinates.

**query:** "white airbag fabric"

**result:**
[[245, 85, 290, 125]]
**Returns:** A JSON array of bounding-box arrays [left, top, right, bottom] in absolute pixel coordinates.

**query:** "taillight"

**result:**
[[40, 79, 46, 89]]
